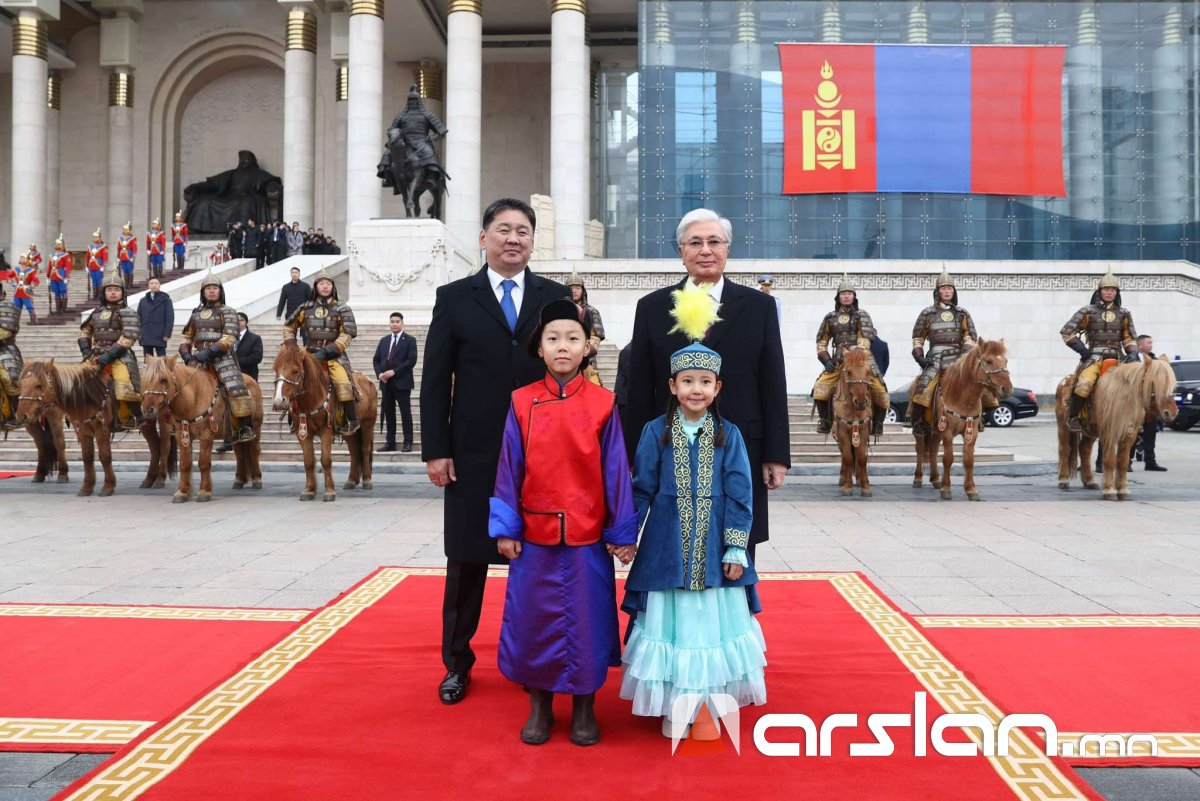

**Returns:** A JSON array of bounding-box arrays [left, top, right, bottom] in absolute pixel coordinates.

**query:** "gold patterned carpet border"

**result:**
[[0, 718, 152, 747], [61, 568, 1088, 801], [917, 615, 1200, 629], [0, 604, 310, 622]]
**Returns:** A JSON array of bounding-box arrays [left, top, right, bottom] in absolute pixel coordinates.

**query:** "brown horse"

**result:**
[[7, 407, 69, 484], [910, 339, 1012, 501], [271, 340, 376, 501], [832, 347, 875, 497], [16, 359, 176, 496], [1055, 354, 1177, 500], [141, 357, 263, 503]]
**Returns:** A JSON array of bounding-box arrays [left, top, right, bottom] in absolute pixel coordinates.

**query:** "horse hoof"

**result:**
[[362, 481, 373, 490], [197, 493, 211, 503], [98, 488, 114, 497], [1058, 481, 1070, 490], [912, 480, 923, 489], [77, 488, 92, 497], [1102, 491, 1118, 501], [940, 490, 952, 500], [323, 493, 336, 502], [252, 481, 262, 490], [57, 475, 69, 484], [172, 493, 189, 503], [232, 481, 245, 490], [1085, 482, 1100, 490], [152, 479, 165, 489], [839, 488, 852, 496], [31, 475, 45, 484], [1118, 491, 1132, 501], [967, 492, 981, 501], [299, 492, 315, 501], [861, 488, 873, 497], [343, 481, 356, 491], [139, 480, 153, 489]]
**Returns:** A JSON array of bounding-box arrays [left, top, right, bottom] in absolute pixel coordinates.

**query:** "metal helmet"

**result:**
[[837, 271, 856, 293], [101, 265, 125, 292], [200, 268, 223, 289], [122, 221, 132, 234], [92, 227, 103, 241], [174, 209, 184, 221], [312, 267, 339, 301], [151, 218, 161, 228], [566, 269, 585, 288], [1098, 265, 1121, 290], [54, 233, 65, 249], [936, 270, 955, 289]]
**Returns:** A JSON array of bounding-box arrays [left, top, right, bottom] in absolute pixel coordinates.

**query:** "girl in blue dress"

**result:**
[[620, 283, 768, 739]]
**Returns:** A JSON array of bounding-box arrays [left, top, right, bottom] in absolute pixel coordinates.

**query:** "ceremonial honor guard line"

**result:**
[[4, 567, 1164, 801]]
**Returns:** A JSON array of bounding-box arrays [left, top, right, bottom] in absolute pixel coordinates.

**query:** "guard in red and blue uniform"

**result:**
[[47, 235, 71, 315], [171, 211, 188, 271], [2, 255, 40, 324], [86, 229, 107, 301], [117, 223, 138, 289], [146, 219, 167, 280]]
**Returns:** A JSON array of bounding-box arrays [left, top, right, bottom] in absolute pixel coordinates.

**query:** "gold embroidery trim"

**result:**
[[917, 615, 1200, 629], [0, 604, 309, 622], [0, 718, 152, 746]]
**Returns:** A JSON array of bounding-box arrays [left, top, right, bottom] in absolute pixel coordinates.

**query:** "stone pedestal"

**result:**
[[346, 219, 476, 325]]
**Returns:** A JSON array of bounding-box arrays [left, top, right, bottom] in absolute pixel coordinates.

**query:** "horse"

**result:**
[[909, 339, 1012, 501], [1054, 354, 1177, 500], [385, 136, 447, 219], [141, 356, 263, 503], [271, 340, 376, 501], [831, 347, 875, 497], [7, 406, 69, 484], [15, 359, 176, 496]]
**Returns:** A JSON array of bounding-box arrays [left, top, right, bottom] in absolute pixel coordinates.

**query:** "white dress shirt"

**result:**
[[487, 267, 525, 313], [690, 275, 725, 303]]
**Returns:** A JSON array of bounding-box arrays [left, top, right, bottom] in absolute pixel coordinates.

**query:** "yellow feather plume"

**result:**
[[668, 281, 722, 342]]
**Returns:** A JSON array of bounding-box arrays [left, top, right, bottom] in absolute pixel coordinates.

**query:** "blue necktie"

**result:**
[[500, 279, 518, 332]]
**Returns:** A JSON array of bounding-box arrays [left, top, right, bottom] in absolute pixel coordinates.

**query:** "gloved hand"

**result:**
[[316, 346, 339, 362], [823, 359, 837, 373], [1067, 339, 1092, 360], [77, 338, 93, 360], [97, 350, 115, 367], [1123, 350, 1142, 364], [193, 348, 213, 365], [912, 347, 928, 369]]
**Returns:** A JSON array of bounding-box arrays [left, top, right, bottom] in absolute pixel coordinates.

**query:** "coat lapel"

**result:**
[[470, 265, 511, 334], [515, 267, 556, 336], [706, 280, 749, 349]]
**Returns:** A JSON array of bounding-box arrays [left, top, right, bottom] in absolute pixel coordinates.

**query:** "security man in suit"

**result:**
[[373, 311, 417, 452]]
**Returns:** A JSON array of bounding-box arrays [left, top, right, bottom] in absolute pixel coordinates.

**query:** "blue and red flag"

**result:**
[[779, 43, 1066, 196]]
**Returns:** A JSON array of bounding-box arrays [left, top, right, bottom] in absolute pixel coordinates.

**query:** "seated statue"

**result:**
[[183, 150, 283, 234]]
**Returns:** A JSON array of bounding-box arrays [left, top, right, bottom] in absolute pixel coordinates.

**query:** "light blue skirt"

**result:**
[[620, 587, 767, 721]]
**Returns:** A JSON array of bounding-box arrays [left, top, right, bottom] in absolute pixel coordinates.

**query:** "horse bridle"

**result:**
[[276, 360, 330, 416]]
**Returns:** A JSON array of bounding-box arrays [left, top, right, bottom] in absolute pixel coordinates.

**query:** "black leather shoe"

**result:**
[[377, 444, 397, 452], [1146, 464, 1168, 472], [401, 443, 413, 453], [439, 670, 470, 704]]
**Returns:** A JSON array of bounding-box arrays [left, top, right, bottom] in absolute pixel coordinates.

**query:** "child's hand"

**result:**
[[723, 562, 744, 581], [497, 537, 522, 560], [609, 544, 636, 565]]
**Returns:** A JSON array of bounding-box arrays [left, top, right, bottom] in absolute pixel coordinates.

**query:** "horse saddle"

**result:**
[[1098, 358, 1119, 377]]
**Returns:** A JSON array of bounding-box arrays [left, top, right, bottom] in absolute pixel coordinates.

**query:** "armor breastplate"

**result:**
[[826, 309, 860, 354], [304, 303, 342, 343], [0, 303, 20, 337], [190, 305, 233, 345], [1084, 305, 1129, 355], [926, 306, 965, 350], [90, 307, 126, 347]]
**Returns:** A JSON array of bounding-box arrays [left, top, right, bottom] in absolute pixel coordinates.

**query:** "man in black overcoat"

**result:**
[[420, 198, 570, 705], [374, 311, 417, 452], [625, 208, 790, 556]]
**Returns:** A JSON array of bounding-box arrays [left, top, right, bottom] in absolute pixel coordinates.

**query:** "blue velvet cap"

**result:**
[[670, 342, 722, 376]]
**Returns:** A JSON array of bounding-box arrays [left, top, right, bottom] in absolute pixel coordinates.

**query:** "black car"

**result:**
[[1168, 359, 1200, 431], [886, 381, 1039, 427]]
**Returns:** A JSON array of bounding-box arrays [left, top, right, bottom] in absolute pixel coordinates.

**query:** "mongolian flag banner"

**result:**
[[779, 43, 1066, 197]]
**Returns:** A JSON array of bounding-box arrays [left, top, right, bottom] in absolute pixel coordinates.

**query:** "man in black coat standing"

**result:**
[[234, 312, 263, 381], [374, 311, 417, 452], [625, 208, 790, 557], [136, 277, 174, 358], [227, 222, 244, 259], [243, 218, 264, 269], [421, 198, 569, 705], [276, 267, 311, 322]]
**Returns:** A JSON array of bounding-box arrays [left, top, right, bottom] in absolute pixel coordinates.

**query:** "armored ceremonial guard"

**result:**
[[283, 269, 360, 435], [47, 235, 71, 315], [909, 271, 979, 435], [171, 211, 189, 271], [78, 267, 142, 429], [23, 243, 43, 274], [0, 286, 23, 429], [811, 273, 889, 437], [179, 271, 257, 444], [2, 255, 40, 324], [146, 219, 167, 280], [117, 223, 138, 289], [86, 229, 108, 301], [1060, 267, 1139, 433]]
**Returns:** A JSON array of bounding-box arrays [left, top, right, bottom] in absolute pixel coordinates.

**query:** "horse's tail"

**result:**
[[166, 426, 179, 479], [1066, 431, 1080, 482], [31, 418, 59, 479]]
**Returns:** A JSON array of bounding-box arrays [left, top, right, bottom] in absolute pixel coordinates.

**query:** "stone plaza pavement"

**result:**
[[1, 417, 1198, 799]]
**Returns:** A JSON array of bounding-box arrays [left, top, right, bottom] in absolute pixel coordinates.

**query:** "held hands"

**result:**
[[606, 543, 637, 565], [497, 537, 522, 560]]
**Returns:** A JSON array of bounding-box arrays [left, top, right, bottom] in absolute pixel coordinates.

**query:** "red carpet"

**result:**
[[917, 615, 1200, 766], [0, 604, 308, 752], [55, 570, 1098, 801], [0, 471, 34, 480]]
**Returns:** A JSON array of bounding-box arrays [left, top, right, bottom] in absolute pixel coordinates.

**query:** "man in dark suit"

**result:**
[[374, 311, 417, 452], [625, 208, 790, 558], [216, 313, 264, 454], [421, 198, 569, 705]]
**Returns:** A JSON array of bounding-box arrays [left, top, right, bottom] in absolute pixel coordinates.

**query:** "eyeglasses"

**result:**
[[681, 238, 729, 251]]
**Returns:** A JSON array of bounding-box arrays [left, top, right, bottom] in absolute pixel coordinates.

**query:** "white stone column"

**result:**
[[281, 2, 317, 228], [551, 0, 588, 258], [45, 72, 61, 243], [445, 0, 483, 256], [107, 69, 135, 236], [346, 0, 383, 225], [1067, 3, 1104, 226], [334, 62, 348, 242], [5, 8, 53, 257], [1153, 4, 1188, 229]]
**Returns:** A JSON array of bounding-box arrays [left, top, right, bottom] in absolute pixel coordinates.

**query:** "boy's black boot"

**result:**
[[520, 690, 554, 745]]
